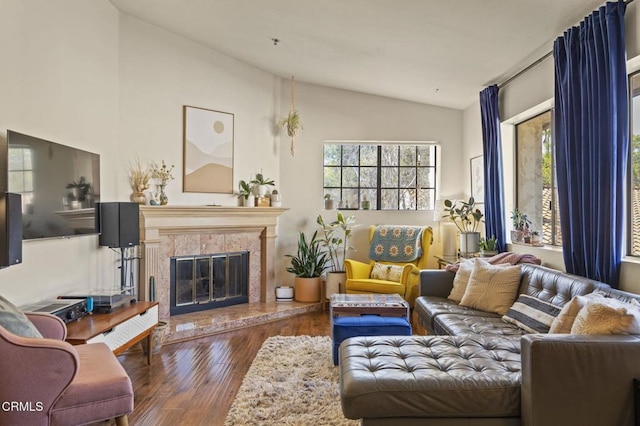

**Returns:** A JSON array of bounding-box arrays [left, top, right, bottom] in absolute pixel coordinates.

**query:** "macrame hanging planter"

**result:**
[[279, 76, 302, 156]]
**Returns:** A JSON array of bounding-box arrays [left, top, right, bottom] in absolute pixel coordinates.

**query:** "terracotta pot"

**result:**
[[294, 277, 321, 302]]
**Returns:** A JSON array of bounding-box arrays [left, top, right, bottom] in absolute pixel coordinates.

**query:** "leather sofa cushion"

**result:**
[[415, 296, 497, 335], [519, 264, 604, 305], [339, 335, 521, 420], [434, 313, 526, 340]]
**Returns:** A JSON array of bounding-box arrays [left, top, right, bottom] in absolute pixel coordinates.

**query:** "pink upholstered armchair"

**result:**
[[0, 312, 134, 426]]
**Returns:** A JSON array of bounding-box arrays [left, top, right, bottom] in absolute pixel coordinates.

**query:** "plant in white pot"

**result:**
[[238, 179, 254, 206], [443, 197, 484, 257], [251, 172, 275, 197], [479, 235, 499, 257], [270, 189, 282, 207], [317, 212, 357, 297], [285, 230, 329, 302], [510, 208, 531, 243]]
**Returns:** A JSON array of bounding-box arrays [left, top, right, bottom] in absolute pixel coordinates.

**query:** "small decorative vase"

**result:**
[[131, 191, 147, 205], [324, 198, 335, 210], [158, 184, 168, 205]]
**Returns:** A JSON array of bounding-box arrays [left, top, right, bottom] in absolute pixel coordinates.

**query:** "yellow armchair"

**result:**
[[344, 225, 433, 306]]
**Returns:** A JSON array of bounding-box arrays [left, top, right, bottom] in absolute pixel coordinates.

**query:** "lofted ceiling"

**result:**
[[109, 0, 606, 110]]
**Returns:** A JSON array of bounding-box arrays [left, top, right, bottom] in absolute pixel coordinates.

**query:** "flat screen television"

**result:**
[[6, 130, 100, 240]]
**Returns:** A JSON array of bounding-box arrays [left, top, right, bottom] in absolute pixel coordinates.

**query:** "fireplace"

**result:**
[[138, 206, 288, 326], [170, 251, 249, 315]]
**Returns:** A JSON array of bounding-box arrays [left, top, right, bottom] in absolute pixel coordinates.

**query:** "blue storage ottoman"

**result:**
[[332, 315, 412, 365]]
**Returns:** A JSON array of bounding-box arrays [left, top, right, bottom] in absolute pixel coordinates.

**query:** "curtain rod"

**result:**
[[498, 0, 635, 89]]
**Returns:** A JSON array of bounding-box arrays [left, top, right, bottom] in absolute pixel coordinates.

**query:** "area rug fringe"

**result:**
[[224, 335, 358, 426]]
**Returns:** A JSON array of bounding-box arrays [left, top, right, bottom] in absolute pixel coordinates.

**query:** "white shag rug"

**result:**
[[224, 335, 359, 426]]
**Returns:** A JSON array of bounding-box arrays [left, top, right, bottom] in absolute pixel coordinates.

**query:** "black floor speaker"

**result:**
[[0, 192, 22, 268], [96, 202, 140, 248]]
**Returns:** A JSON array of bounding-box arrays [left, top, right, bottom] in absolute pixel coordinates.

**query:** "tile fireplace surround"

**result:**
[[138, 205, 312, 343]]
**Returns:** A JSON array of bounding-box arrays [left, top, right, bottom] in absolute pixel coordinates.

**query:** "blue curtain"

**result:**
[[553, 0, 627, 287], [480, 85, 506, 252]]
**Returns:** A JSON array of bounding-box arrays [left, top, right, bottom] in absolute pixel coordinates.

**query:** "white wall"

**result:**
[[117, 15, 281, 206], [0, 0, 121, 305], [461, 1, 640, 293], [275, 82, 463, 286]]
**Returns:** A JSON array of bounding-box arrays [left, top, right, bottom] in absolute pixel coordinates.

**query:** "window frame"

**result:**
[[514, 109, 562, 246], [322, 141, 439, 211]]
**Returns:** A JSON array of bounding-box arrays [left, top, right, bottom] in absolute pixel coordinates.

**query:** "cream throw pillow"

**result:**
[[370, 262, 403, 283], [549, 293, 600, 334], [448, 259, 476, 303], [570, 303, 633, 335], [550, 291, 640, 334], [459, 259, 522, 315]]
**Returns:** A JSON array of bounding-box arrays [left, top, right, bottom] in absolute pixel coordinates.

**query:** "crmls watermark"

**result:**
[[1, 401, 44, 412]]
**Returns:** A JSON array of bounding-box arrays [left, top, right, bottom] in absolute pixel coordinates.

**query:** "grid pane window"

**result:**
[[323, 143, 437, 210], [8, 146, 34, 210]]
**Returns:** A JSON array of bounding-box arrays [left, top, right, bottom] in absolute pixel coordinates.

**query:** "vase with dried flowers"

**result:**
[[152, 160, 175, 205], [129, 159, 152, 205]]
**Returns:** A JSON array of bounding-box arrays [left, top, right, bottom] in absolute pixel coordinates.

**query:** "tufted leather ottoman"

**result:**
[[339, 335, 521, 422], [332, 315, 412, 365]]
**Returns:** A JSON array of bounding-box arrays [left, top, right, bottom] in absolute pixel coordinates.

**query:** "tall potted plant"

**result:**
[[443, 197, 484, 257], [285, 230, 329, 302], [317, 212, 357, 296]]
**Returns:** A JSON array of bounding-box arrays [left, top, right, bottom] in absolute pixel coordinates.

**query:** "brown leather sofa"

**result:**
[[339, 264, 640, 425]]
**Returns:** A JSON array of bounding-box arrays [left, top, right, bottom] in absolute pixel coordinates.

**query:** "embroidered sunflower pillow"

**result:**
[[370, 262, 403, 282]]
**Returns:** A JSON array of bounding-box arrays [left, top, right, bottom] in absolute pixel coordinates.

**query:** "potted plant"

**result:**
[[251, 172, 275, 197], [66, 177, 92, 208], [317, 212, 357, 296], [531, 230, 542, 246], [510, 208, 531, 244], [279, 76, 303, 156], [270, 189, 282, 207], [285, 230, 329, 302], [238, 180, 254, 206], [129, 159, 152, 205], [479, 235, 499, 257], [443, 197, 483, 257]]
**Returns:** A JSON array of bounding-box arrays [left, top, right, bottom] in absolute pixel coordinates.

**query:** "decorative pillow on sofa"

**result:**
[[502, 294, 561, 333], [549, 293, 597, 334], [0, 295, 43, 338], [570, 303, 633, 335], [550, 291, 640, 334], [448, 259, 476, 302], [370, 262, 403, 283], [459, 259, 522, 315]]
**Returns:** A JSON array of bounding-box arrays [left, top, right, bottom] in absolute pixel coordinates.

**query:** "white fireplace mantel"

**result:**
[[137, 206, 288, 319]]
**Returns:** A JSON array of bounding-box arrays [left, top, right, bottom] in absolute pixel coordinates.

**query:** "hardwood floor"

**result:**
[[117, 311, 331, 426]]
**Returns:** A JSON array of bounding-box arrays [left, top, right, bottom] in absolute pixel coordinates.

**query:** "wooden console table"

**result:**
[[66, 301, 159, 365]]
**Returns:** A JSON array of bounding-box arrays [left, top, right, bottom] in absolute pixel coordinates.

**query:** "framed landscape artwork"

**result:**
[[183, 105, 234, 193], [470, 155, 484, 203]]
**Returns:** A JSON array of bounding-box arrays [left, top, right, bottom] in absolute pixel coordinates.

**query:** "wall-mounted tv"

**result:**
[[6, 130, 100, 240]]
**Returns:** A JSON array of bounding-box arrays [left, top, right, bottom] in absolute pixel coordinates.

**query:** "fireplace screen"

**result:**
[[170, 251, 249, 315]]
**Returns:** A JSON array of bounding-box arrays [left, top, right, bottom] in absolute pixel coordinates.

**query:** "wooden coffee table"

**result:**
[[330, 293, 410, 318]]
